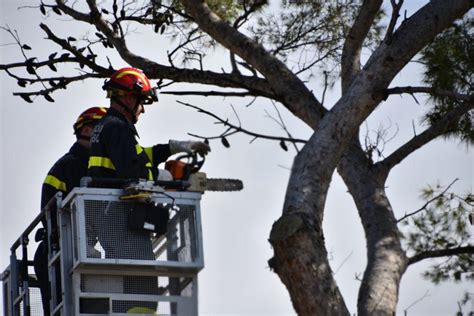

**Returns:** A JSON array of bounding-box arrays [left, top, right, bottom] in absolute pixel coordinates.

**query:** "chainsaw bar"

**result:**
[[205, 178, 243, 192]]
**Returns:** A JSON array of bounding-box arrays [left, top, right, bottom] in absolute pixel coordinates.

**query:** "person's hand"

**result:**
[[169, 140, 211, 156]]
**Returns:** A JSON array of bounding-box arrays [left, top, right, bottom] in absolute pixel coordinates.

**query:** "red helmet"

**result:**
[[103, 67, 158, 104], [73, 107, 107, 134]]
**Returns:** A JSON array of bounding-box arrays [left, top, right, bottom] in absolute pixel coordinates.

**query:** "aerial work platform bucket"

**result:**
[[2, 186, 204, 316]]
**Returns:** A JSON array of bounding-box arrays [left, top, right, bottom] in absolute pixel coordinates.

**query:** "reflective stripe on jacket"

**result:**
[[88, 108, 171, 181], [41, 142, 89, 209]]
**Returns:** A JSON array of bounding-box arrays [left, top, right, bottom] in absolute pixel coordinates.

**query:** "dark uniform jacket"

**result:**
[[41, 142, 89, 209], [36, 142, 89, 314], [88, 108, 171, 180]]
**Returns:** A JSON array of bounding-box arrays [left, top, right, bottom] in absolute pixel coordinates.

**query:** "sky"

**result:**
[[0, 1, 473, 315]]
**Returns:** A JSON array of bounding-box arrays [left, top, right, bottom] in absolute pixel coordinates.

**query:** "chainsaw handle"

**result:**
[[175, 152, 205, 173]]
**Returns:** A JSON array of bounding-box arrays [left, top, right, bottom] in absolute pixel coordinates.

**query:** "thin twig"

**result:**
[[403, 290, 430, 316], [397, 178, 459, 223], [178, 100, 307, 146]]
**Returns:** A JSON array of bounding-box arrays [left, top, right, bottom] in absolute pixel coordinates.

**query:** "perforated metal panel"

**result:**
[[60, 188, 202, 316], [68, 189, 203, 270]]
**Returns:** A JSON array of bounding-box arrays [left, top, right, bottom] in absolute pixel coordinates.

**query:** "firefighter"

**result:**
[[87, 67, 209, 313], [88, 66, 210, 180], [33, 107, 107, 315]]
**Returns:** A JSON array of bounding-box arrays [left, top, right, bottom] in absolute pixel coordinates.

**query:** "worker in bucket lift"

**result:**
[[87, 67, 210, 313], [33, 107, 107, 315]]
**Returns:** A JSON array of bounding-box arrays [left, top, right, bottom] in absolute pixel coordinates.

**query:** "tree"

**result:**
[[1, 1, 472, 315]]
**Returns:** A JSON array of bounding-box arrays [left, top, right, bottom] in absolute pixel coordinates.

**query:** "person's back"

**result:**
[[34, 107, 106, 315]]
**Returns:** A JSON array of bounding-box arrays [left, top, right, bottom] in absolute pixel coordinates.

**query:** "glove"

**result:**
[[169, 140, 211, 156]]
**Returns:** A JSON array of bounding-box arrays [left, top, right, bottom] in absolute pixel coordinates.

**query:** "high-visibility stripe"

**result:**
[[135, 144, 143, 155], [144, 147, 153, 163], [135, 145, 154, 180], [88, 156, 116, 170], [44, 175, 67, 192]]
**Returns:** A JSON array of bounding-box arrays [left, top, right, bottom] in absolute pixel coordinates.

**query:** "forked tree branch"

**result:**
[[377, 100, 473, 173], [179, 0, 324, 128], [178, 101, 307, 147], [384, 0, 404, 43]]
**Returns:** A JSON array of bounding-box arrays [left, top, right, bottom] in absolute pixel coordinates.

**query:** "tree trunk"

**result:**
[[338, 139, 408, 315], [269, 142, 350, 315]]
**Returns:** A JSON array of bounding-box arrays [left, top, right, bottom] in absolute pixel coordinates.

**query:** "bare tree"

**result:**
[[1, 1, 472, 315]]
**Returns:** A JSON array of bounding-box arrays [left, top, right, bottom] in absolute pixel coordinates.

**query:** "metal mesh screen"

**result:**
[[15, 287, 43, 316], [113, 301, 178, 314], [83, 200, 197, 263], [80, 273, 194, 297]]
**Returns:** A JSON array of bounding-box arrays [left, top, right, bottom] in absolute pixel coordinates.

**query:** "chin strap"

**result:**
[[111, 95, 139, 124], [78, 135, 91, 141]]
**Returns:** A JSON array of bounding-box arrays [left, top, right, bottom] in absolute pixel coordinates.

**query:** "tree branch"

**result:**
[[396, 178, 459, 223], [377, 100, 473, 173], [384, 0, 404, 43], [408, 246, 474, 265], [178, 101, 307, 145], [386, 86, 474, 102], [341, 0, 383, 91], [364, 0, 472, 88], [161, 90, 255, 97], [179, 0, 324, 128]]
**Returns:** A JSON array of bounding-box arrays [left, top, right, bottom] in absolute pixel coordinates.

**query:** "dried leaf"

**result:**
[[22, 44, 32, 50], [60, 53, 70, 59], [44, 94, 55, 102], [48, 52, 57, 60], [52, 6, 61, 15], [120, 9, 125, 18], [95, 32, 105, 39], [279, 140, 288, 151], [101, 8, 109, 14], [40, 4, 46, 15], [26, 65, 36, 75], [221, 137, 230, 148], [67, 36, 76, 42], [49, 80, 57, 87], [20, 94, 33, 103], [48, 63, 57, 72], [17, 80, 27, 87]]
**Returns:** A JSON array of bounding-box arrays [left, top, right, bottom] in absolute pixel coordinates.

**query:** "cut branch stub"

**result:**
[[269, 214, 304, 242]]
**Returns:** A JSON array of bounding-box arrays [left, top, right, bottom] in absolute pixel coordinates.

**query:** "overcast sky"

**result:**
[[1, 1, 472, 315]]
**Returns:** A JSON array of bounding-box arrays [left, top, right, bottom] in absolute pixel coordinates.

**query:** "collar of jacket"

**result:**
[[106, 107, 139, 137], [69, 142, 89, 164]]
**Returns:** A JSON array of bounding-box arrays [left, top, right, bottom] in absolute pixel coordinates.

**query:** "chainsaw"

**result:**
[[163, 152, 243, 193], [119, 152, 243, 201]]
